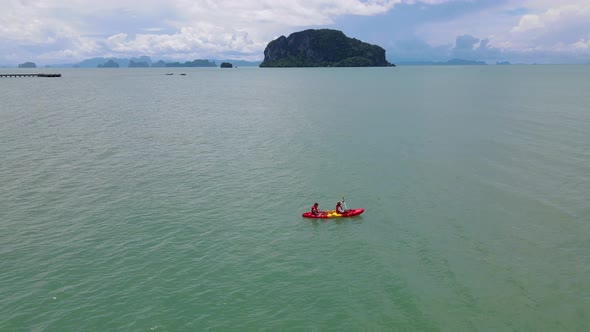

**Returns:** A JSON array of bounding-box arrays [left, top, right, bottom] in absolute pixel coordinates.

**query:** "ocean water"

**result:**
[[1, 66, 589, 331]]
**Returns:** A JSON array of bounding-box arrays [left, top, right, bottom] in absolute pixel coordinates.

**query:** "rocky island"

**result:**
[[98, 60, 119, 68], [260, 29, 394, 67], [18, 62, 37, 68]]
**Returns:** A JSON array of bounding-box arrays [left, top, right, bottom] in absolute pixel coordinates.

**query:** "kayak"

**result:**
[[302, 208, 364, 219]]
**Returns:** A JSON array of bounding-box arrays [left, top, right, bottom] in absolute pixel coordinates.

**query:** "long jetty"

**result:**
[[0, 73, 61, 78]]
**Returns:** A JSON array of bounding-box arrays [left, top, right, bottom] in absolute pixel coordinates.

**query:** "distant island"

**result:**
[[397, 59, 487, 66], [129, 60, 149, 67], [18, 62, 37, 68], [151, 60, 167, 67], [98, 59, 119, 68], [32, 56, 261, 68], [220, 62, 233, 68], [165, 59, 216, 67], [260, 29, 394, 67]]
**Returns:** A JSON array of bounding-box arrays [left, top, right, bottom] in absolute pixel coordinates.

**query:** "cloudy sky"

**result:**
[[1, 0, 589, 65]]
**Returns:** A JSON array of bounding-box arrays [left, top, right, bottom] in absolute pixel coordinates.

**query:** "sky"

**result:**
[[1, 0, 589, 65]]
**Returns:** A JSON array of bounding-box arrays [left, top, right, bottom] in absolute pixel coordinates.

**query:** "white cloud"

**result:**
[[1, 0, 589, 64], [573, 36, 590, 50], [102, 24, 263, 59], [0, 0, 408, 63], [512, 3, 590, 33], [508, 3, 590, 54], [511, 14, 544, 32], [410, 1, 590, 63]]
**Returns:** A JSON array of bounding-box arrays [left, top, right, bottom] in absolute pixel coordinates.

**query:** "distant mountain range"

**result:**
[[2, 57, 517, 68], [38, 56, 262, 68]]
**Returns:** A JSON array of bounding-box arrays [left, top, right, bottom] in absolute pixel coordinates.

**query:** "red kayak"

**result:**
[[302, 208, 364, 219]]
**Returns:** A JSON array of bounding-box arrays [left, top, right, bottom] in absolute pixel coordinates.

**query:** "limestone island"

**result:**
[[98, 60, 119, 68], [260, 29, 394, 67]]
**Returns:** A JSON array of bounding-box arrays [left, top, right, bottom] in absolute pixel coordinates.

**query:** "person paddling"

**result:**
[[311, 203, 322, 216], [336, 201, 348, 214]]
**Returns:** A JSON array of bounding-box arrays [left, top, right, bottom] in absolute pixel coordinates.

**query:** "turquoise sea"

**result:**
[[1, 66, 589, 331]]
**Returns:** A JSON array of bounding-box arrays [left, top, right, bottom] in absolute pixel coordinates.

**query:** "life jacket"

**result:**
[[336, 204, 344, 214], [311, 205, 319, 215]]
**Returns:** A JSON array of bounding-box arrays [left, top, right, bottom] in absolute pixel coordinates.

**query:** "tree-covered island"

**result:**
[[260, 29, 394, 67]]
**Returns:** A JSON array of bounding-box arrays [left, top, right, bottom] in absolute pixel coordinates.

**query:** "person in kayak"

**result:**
[[336, 201, 347, 214], [311, 203, 322, 216]]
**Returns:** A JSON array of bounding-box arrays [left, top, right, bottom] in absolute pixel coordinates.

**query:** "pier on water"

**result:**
[[0, 73, 61, 78]]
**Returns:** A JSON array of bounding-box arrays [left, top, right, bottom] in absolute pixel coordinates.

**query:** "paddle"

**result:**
[[341, 195, 349, 214]]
